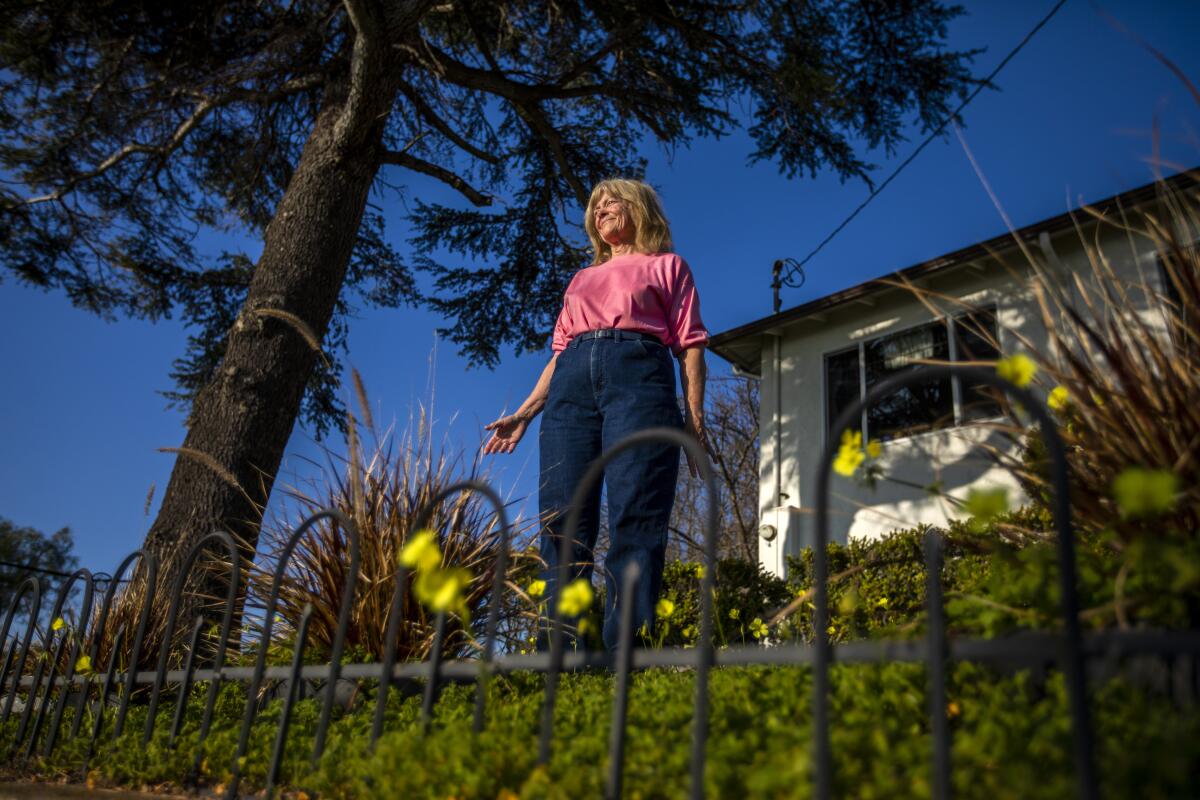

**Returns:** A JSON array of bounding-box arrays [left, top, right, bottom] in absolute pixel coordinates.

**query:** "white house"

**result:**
[[708, 171, 1195, 579]]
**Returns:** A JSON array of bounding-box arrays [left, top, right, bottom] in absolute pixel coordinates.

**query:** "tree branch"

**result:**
[[511, 101, 588, 206], [333, 0, 384, 151], [343, 0, 381, 41], [380, 150, 492, 206], [6, 98, 216, 210], [398, 82, 500, 164]]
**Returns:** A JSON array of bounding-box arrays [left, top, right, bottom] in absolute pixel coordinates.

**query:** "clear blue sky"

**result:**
[[2, 0, 1198, 572]]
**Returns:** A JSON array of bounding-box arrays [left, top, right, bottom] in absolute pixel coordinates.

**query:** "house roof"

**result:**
[[708, 169, 1198, 374]]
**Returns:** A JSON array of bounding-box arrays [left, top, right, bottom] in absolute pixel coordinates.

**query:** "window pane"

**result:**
[[825, 347, 861, 435], [954, 306, 1002, 421], [864, 322, 953, 440]]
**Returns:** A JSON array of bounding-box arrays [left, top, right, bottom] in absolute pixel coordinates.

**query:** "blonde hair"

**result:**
[[583, 178, 673, 264]]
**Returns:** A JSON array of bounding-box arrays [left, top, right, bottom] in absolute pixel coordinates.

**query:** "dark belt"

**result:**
[[574, 329, 664, 345]]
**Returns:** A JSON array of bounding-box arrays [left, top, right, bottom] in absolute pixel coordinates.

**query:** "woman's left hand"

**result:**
[[683, 413, 711, 479]]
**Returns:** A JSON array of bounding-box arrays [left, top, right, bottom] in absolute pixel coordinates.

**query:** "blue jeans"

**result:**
[[539, 331, 683, 650]]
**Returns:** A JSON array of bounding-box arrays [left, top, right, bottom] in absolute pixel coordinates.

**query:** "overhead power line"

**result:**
[[792, 0, 1070, 274]]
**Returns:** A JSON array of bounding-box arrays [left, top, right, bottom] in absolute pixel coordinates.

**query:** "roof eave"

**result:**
[[707, 168, 1198, 372]]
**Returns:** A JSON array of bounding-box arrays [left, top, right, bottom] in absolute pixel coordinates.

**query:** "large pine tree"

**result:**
[[0, 0, 983, 612]]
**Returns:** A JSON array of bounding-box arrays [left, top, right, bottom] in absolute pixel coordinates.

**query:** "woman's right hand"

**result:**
[[483, 413, 530, 455]]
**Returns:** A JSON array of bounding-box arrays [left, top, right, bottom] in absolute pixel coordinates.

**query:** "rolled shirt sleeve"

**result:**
[[551, 303, 570, 354], [666, 256, 709, 354]]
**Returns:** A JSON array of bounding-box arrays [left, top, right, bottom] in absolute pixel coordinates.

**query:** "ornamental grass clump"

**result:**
[[253, 373, 540, 664], [886, 168, 1197, 535], [888, 169, 1200, 631]]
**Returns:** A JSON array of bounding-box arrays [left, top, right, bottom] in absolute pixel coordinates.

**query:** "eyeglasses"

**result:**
[[593, 198, 623, 216]]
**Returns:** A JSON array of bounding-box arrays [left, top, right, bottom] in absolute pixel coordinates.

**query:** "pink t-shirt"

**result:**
[[551, 252, 708, 355]]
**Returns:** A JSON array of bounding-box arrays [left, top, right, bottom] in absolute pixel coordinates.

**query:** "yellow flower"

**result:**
[[656, 597, 676, 619], [51, 617, 65, 632], [74, 654, 91, 674], [1047, 385, 1070, 412], [947, 701, 961, 719], [964, 487, 1009, 530], [833, 429, 866, 477], [526, 579, 546, 599], [577, 618, 592, 636], [558, 579, 594, 617], [728, 607, 740, 621], [749, 617, 768, 639], [683, 624, 698, 639], [826, 625, 836, 635], [875, 597, 889, 608], [995, 354, 1037, 388], [866, 439, 882, 459], [1112, 468, 1179, 518], [400, 529, 441, 572], [415, 567, 471, 613]]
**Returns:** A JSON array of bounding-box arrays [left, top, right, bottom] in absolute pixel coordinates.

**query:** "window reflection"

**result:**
[[864, 322, 953, 440]]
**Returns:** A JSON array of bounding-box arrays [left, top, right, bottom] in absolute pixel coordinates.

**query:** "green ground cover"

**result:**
[[4, 657, 1198, 799]]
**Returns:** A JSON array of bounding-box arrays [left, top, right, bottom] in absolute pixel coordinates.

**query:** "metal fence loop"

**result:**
[[170, 616, 207, 748], [1, 364, 1178, 799], [267, 602, 314, 799], [228, 507, 360, 800], [605, 561, 641, 800], [813, 365, 1095, 800], [0, 576, 43, 725], [538, 425, 719, 800], [421, 610, 447, 732], [925, 530, 950, 800], [31, 569, 95, 759], [371, 563, 407, 747], [144, 530, 241, 745], [409, 479, 513, 734], [66, 549, 157, 741], [83, 623, 127, 772]]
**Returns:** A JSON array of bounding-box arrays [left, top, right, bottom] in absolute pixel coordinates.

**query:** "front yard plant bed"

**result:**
[[4, 662, 1197, 799]]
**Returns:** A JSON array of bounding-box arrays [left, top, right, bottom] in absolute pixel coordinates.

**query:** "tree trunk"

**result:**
[[141, 72, 396, 639]]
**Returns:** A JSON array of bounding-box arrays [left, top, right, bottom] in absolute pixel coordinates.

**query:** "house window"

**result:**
[[824, 306, 1001, 442], [824, 347, 861, 433], [954, 306, 1002, 421], [864, 321, 953, 440]]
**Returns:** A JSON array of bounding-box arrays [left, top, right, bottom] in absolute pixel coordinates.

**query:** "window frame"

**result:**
[[821, 304, 1002, 448]]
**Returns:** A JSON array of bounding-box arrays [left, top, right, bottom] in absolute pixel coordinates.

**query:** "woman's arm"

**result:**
[[677, 344, 709, 477], [482, 353, 559, 455]]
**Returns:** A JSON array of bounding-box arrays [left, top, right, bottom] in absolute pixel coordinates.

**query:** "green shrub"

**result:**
[[654, 558, 793, 646]]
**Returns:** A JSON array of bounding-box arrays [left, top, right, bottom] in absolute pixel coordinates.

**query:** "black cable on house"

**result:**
[[791, 0, 1070, 275]]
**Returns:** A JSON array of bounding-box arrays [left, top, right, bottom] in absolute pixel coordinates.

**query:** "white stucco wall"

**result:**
[[757, 220, 1175, 578]]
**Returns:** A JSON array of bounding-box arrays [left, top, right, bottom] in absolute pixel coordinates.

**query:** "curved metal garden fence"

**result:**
[[0, 366, 1197, 799]]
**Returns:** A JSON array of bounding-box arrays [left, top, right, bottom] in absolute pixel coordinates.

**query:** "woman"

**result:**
[[483, 178, 709, 650]]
